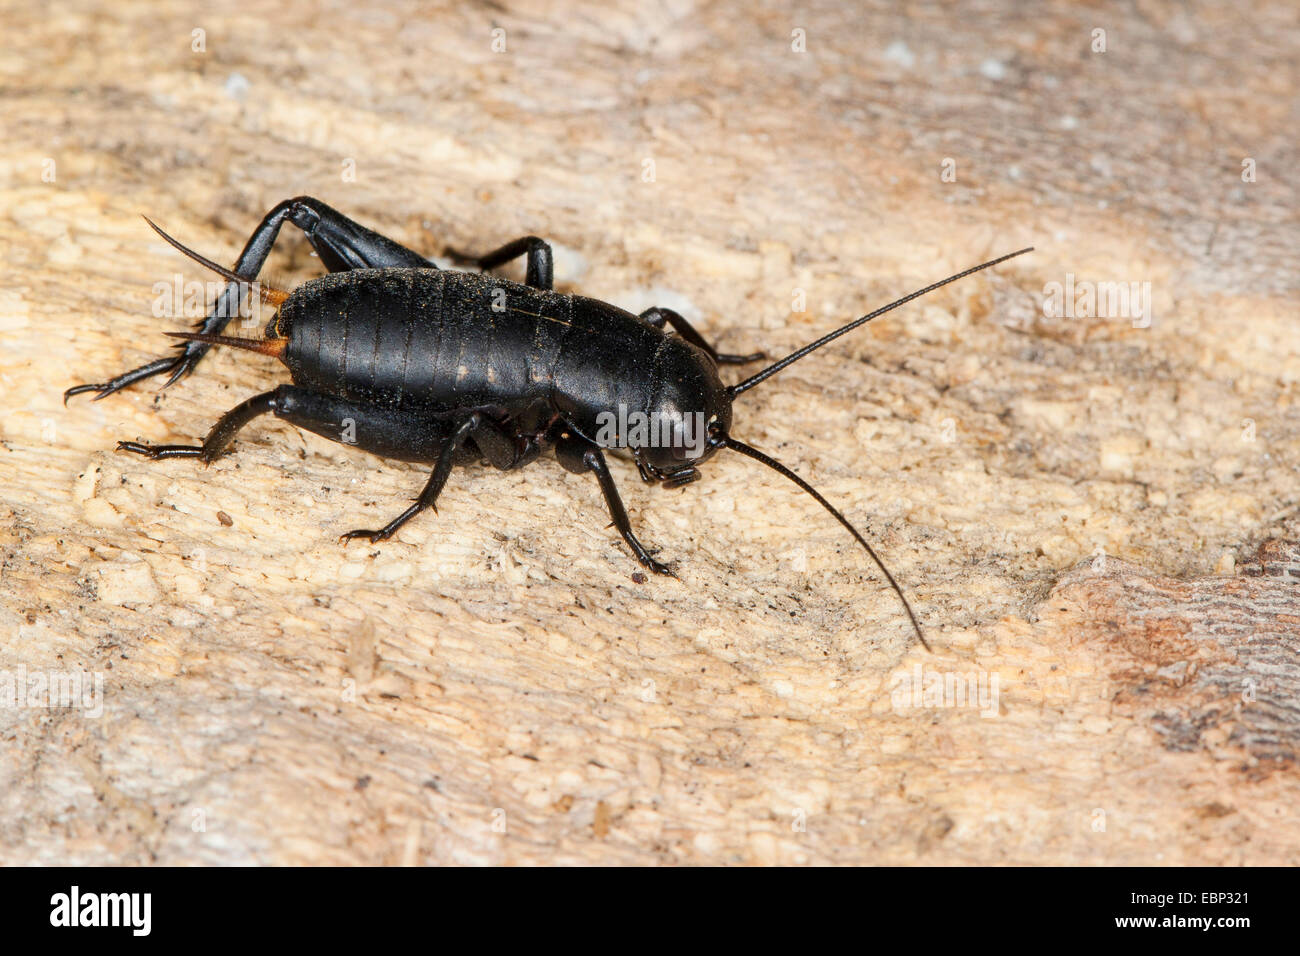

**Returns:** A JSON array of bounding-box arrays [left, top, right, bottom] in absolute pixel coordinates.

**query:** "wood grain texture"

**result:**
[[1, 0, 1297, 864]]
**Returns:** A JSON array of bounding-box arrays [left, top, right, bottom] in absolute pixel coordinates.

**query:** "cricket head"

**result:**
[[630, 335, 733, 482]]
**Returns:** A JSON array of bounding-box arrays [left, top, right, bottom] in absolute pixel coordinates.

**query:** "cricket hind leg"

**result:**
[[65, 197, 436, 403], [115, 384, 465, 467], [115, 387, 549, 548], [116, 390, 281, 463]]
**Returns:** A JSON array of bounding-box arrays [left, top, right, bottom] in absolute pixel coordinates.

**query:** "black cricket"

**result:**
[[66, 197, 1031, 649]]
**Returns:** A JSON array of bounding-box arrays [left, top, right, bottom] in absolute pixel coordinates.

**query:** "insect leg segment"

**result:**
[[445, 236, 554, 290], [279, 198, 435, 272], [322, 409, 536, 544], [555, 431, 676, 577], [117, 390, 280, 463], [463, 414, 536, 471], [116, 383, 464, 466], [65, 197, 435, 402], [338, 413, 483, 545], [637, 307, 764, 365]]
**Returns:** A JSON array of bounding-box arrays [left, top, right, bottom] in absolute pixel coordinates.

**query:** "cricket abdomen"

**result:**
[[277, 268, 666, 432]]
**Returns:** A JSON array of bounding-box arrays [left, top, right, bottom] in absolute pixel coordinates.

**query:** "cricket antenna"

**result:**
[[728, 247, 1033, 397], [143, 215, 289, 307], [715, 433, 930, 652]]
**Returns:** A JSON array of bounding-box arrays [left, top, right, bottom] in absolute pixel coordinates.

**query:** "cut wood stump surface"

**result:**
[[0, 0, 1297, 864]]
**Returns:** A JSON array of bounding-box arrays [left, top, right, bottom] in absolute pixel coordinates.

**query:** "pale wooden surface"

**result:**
[[1, 0, 1298, 864]]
